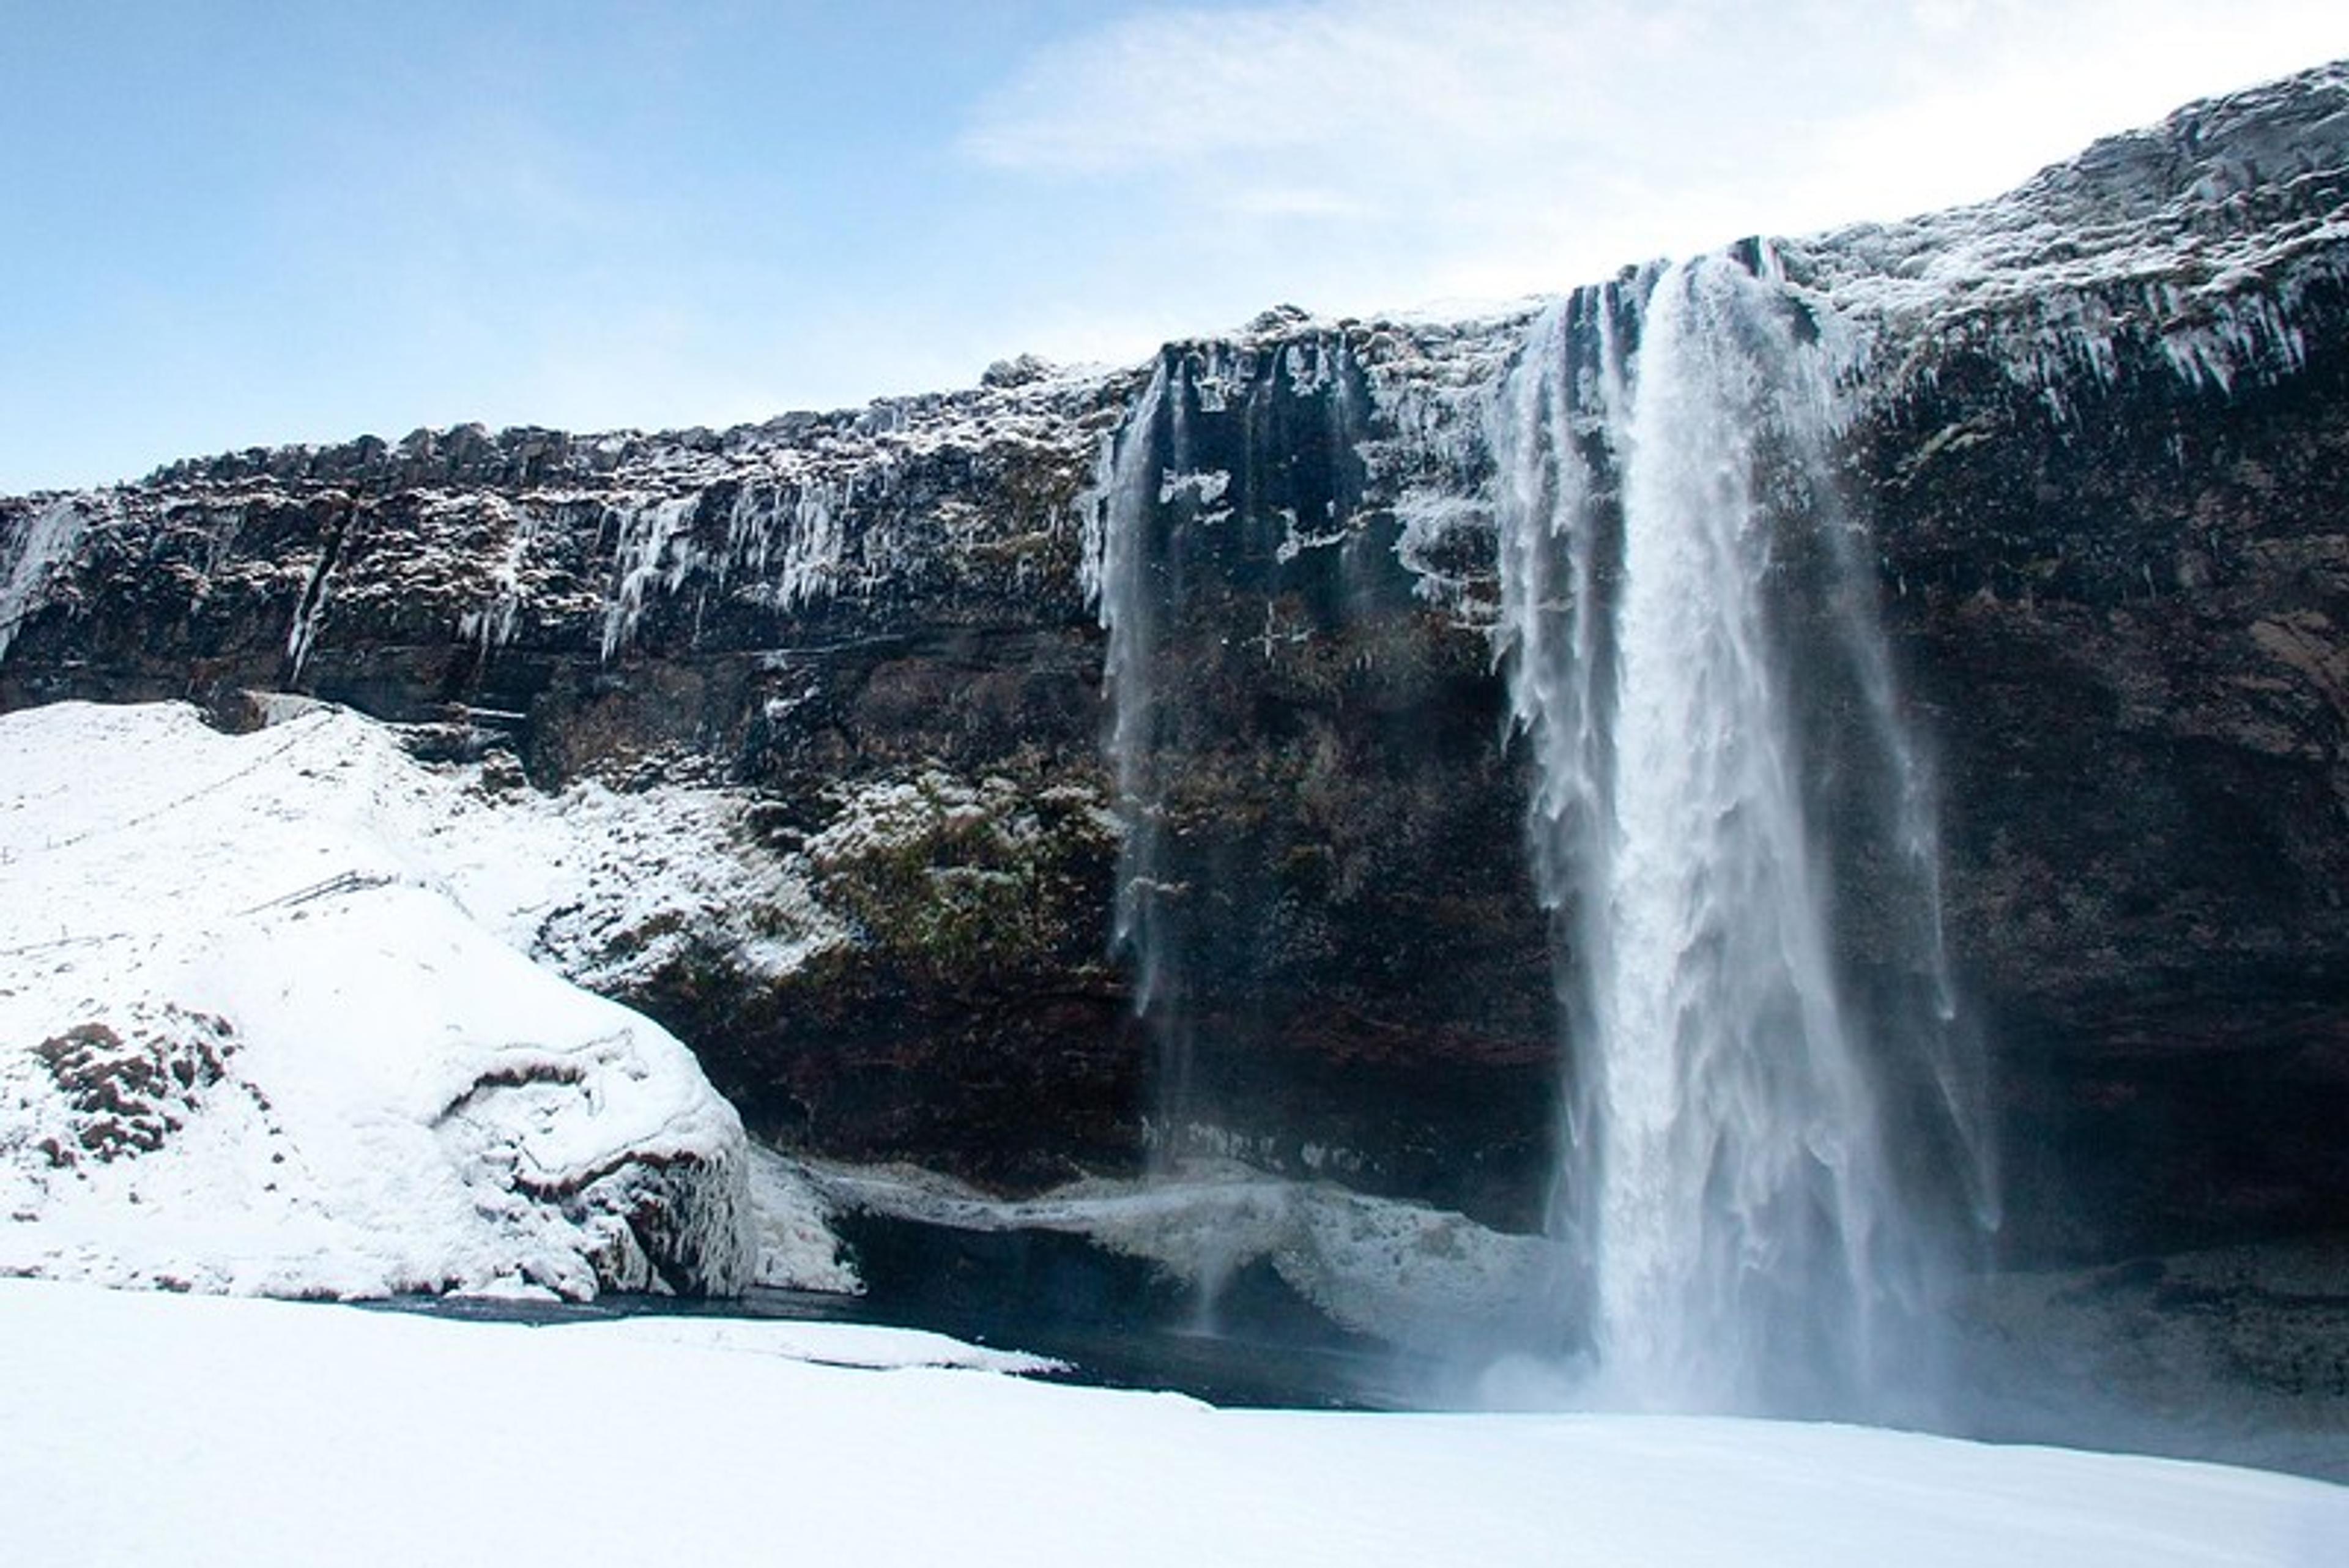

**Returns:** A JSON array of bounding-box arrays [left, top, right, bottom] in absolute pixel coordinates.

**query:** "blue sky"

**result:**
[[4, 0, 2345, 493]]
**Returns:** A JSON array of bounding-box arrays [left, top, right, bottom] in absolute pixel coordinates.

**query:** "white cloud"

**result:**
[[960, 0, 2349, 315], [962, 1, 1624, 174]]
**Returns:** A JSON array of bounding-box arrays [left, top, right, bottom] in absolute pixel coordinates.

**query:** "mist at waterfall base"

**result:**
[[1093, 253, 1995, 1426]]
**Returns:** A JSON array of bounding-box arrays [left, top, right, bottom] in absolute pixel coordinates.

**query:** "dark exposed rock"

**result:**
[[30, 1011, 234, 1165]]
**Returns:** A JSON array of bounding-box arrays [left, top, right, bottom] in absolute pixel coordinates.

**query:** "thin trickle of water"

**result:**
[[601, 497, 700, 661], [1088, 338, 1378, 1192], [1091, 359, 1212, 1176], [1493, 253, 1986, 1416], [1096, 361, 1176, 1020]]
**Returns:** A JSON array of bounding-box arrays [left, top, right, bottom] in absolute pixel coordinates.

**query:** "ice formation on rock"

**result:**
[[0, 497, 95, 663]]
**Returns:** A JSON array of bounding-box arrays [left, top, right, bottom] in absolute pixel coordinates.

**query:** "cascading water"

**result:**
[[1088, 337, 1381, 1187], [1091, 359, 1200, 1168], [1494, 250, 1987, 1417]]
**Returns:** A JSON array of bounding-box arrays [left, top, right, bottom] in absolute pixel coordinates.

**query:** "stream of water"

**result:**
[[1493, 251, 1987, 1418]]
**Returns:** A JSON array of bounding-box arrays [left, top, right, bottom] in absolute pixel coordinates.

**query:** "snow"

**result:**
[[406, 741, 845, 995], [748, 1143, 860, 1293], [1785, 61, 2349, 415], [0, 699, 765, 1298], [577, 1307, 1062, 1377], [0, 1277, 2339, 1566]]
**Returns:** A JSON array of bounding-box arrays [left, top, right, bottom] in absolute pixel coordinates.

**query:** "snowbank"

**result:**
[[0, 1278, 2338, 1567], [0, 699, 759, 1297]]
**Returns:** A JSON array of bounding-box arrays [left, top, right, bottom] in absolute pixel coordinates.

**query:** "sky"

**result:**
[[3, 0, 2345, 494]]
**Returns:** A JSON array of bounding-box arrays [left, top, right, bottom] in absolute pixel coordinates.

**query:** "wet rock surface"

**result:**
[[1954, 1235, 2349, 1481], [1863, 279, 2349, 1261]]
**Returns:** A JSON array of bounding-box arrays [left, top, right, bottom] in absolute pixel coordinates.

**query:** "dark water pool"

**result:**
[[363, 1282, 1429, 1411]]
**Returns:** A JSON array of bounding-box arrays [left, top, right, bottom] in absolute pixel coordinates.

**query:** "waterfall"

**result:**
[[1494, 250, 1984, 1416], [1093, 359, 1198, 1164], [1097, 359, 1176, 1012], [1088, 336, 1382, 1186]]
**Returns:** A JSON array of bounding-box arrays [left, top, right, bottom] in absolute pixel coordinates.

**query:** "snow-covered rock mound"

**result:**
[[0, 699, 760, 1298]]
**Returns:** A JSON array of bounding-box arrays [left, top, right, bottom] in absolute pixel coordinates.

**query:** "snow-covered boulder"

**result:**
[[0, 699, 759, 1298]]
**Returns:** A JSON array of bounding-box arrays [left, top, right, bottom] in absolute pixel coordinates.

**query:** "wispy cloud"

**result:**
[[960, 0, 1632, 174], [961, 0, 2349, 315]]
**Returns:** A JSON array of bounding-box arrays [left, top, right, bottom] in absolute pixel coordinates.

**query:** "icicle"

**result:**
[[463, 500, 542, 655], [0, 497, 92, 663], [599, 496, 700, 661]]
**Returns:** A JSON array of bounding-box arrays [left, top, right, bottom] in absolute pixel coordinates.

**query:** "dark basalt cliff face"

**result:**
[[1805, 67, 2349, 1258], [1869, 308, 2349, 1260], [4, 67, 2347, 1270]]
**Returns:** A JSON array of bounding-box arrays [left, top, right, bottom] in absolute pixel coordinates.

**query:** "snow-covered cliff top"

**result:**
[[9, 62, 2338, 517], [2, 61, 2343, 679], [1791, 58, 2349, 402]]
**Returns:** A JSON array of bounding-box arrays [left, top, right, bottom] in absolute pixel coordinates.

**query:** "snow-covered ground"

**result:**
[[0, 1277, 2338, 1566], [0, 699, 773, 1297]]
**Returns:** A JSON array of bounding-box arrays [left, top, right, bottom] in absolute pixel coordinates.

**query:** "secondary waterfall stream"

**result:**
[[1089, 338, 1381, 1191], [1091, 359, 1201, 1170], [1494, 250, 1988, 1416]]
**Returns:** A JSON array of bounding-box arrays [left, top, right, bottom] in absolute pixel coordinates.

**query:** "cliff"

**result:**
[[4, 63, 2347, 1281]]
